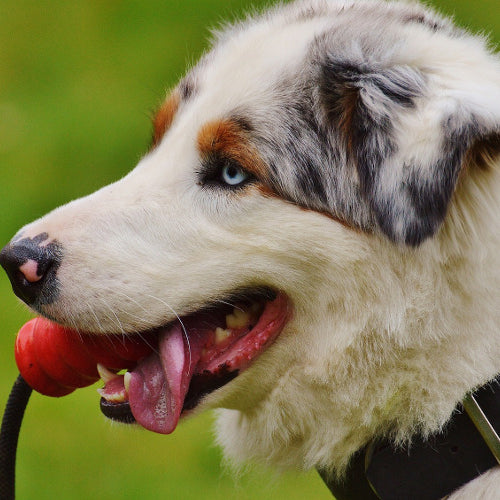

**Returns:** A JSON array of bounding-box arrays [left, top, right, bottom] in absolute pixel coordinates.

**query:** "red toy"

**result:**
[[14, 317, 155, 397]]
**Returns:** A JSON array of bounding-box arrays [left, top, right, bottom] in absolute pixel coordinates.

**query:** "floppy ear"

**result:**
[[320, 59, 500, 246]]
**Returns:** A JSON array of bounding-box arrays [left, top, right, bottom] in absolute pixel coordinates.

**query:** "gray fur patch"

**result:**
[[196, 0, 499, 245]]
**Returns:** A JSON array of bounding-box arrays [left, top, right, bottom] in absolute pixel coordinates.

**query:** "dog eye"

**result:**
[[198, 158, 254, 190], [220, 163, 250, 186]]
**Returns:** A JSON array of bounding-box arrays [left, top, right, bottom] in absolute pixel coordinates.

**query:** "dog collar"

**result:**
[[318, 375, 500, 500]]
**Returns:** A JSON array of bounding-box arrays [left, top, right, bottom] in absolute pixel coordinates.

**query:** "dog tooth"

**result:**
[[124, 371, 131, 394], [226, 308, 250, 329], [96, 387, 126, 403], [215, 327, 232, 343], [97, 363, 119, 384]]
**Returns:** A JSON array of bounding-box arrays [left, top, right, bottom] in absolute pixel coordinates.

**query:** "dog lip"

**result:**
[[100, 399, 136, 423], [98, 289, 291, 431]]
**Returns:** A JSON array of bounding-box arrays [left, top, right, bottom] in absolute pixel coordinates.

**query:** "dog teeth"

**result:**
[[97, 363, 119, 384], [215, 327, 232, 344], [226, 308, 250, 329], [97, 387, 127, 403], [124, 371, 131, 394]]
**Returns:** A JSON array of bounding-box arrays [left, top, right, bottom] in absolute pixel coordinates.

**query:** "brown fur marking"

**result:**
[[338, 86, 359, 154], [152, 90, 180, 147], [197, 119, 268, 179], [466, 133, 500, 170]]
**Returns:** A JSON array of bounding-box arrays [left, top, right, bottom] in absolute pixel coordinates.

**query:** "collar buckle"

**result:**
[[463, 391, 500, 464]]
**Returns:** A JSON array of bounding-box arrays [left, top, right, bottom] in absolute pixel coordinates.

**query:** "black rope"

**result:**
[[0, 375, 32, 500]]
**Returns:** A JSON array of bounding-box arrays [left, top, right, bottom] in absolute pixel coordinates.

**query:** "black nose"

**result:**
[[0, 232, 61, 306]]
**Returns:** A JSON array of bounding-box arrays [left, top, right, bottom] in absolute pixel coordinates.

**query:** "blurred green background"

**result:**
[[0, 1, 498, 498]]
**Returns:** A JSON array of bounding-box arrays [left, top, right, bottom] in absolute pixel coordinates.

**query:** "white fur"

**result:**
[[12, 1, 500, 497]]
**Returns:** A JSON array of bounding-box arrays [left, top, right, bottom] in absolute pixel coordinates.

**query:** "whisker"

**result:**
[[97, 288, 162, 353], [107, 289, 159, 328], [215, 299, 243, 312], [97, 297, 127, 335], [85, 300, 105, 335]]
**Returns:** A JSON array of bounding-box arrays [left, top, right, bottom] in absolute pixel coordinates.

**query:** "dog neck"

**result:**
[[319, 374, 500, 499]]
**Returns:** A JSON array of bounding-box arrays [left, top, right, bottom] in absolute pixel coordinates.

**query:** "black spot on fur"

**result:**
[[367, 71, 422, 108], [231, 114, 254, 132], [350, 103, 395, 194], [256, 92, 332, 208], [402, 13, 443, 32], [468, 133, 500, 169], [408, 132, 466, 221], [321, 60, 424, 104], [403, 123, 475, 245], [179, 77, 196, 100], [289, 101, 330, 205], [384, 122, 474, 246], [295, 156, 329, 205]]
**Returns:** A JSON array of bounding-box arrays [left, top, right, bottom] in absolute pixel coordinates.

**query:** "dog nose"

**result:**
[[0, 233, 61, 306]]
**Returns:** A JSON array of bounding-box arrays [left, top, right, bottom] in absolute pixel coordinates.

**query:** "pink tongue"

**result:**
[[127, 323, 203, 434]]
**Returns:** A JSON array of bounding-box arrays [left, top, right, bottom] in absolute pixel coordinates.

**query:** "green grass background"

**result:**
[[0, 1, 498, 498]]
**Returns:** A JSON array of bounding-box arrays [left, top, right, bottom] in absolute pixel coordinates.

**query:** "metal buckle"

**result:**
[[463, 392, 500, 465]]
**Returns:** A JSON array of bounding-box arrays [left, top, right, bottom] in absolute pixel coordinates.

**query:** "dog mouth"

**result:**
[[97, 289, 290, 434]]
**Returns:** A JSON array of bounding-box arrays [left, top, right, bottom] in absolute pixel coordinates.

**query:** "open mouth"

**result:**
[[97, 289, 290, 434]]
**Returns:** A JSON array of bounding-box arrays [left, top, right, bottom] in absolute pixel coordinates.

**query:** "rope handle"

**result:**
[[0, 375, 32, 500]]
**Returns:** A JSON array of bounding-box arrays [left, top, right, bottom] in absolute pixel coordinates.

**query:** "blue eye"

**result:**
[[198, 159, 254, 189], [221, 163, 250, 186]]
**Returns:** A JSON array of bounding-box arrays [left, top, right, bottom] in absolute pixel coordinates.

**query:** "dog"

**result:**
[[1, 0, 500, 498]]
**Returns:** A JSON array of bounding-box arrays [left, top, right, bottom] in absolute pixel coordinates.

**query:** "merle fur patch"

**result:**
[[317, 54, 497, 244]]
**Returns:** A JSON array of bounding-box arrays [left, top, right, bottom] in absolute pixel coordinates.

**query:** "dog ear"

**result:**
[[319, 59, 500, 246]]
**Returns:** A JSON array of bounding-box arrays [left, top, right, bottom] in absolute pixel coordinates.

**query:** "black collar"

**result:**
[[318, 375, 500, 500]]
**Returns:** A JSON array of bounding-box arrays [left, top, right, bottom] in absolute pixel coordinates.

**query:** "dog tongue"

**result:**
[[128, 323, 203, 434]]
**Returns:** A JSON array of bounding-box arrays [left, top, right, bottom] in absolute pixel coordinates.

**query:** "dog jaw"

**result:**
[[96, 291, 291, 433]]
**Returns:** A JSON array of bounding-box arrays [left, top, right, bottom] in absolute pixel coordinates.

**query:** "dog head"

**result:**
[[2, 0, 500, 473]]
